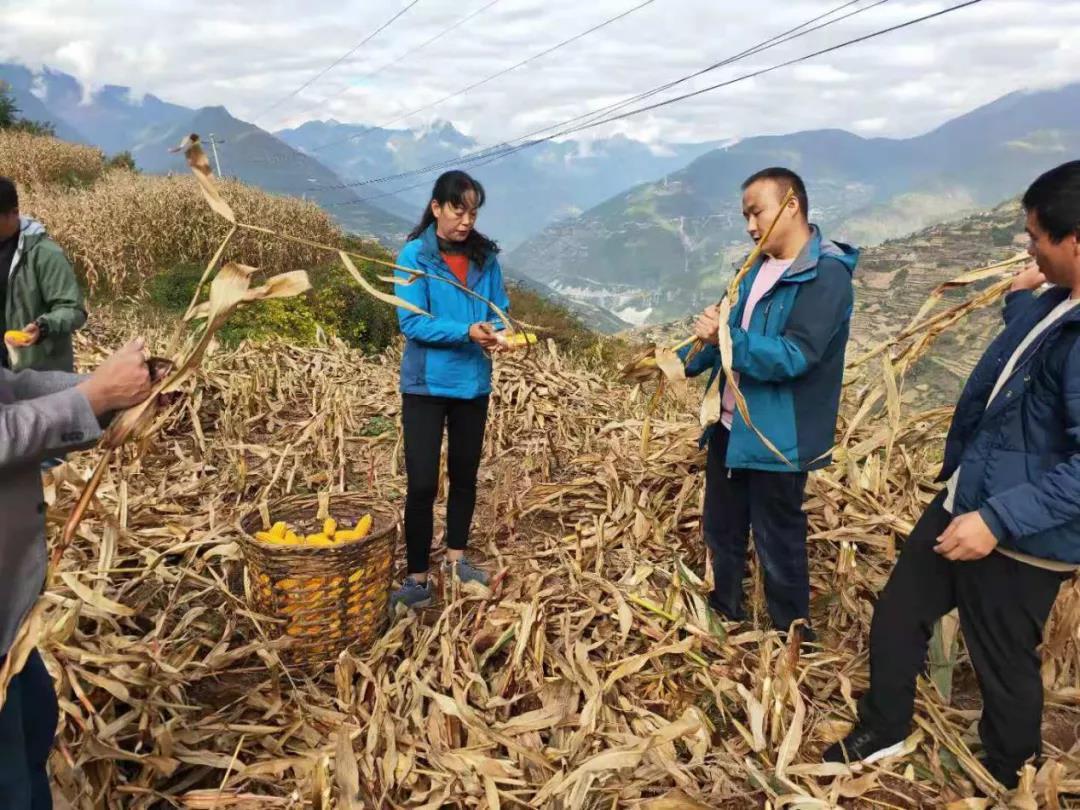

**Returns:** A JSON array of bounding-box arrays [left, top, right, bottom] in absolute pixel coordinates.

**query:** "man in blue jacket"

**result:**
[[826, 161, 1080, 790], [684, 167, 858, 640]]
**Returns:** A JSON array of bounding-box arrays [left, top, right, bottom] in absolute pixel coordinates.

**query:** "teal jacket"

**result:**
[[394, 224, 511, 400], [6, 217, 86, 372], [680, 226, 858, 471]]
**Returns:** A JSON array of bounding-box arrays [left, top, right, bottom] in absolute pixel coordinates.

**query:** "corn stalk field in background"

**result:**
[[21, 169, 341, 295], [0, 130, 106, 188], [33, 252, 1080, 808]]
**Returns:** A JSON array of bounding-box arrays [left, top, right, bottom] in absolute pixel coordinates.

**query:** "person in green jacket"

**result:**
[[0, 177, 87, 374]]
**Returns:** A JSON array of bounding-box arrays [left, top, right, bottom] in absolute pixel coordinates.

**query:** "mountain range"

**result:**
[[276, 120, 723, 247], [507, 83, 1080, 326], [0, 64, 413, 241], [0, 63, 722, 252]]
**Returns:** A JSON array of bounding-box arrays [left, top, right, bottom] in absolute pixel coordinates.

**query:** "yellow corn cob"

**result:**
[[323, 518, 337, 537], [306, 533, 333, 546], [503, 332, 538, 349], [355, 514, 373, 538], [4, 330, 32, 347], [335, 528, 361, 542], [269, 521, 288, 540], [254, 531, 276, 543], [284, 531, 302, 545]]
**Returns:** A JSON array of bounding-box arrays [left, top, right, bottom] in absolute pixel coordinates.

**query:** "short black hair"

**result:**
[[742, 167, 809, 220], [0, 177, 17, 215], [1022, 160, 1080, 243]]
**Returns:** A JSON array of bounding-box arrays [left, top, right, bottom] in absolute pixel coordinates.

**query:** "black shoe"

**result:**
[[707, 592, 742, 623], [823, 724, 906, 766], [979, 756, 1020, 790]]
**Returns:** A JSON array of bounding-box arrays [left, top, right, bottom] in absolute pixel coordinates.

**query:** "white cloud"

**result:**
[[0, 0, 1077, 148], [791, 64, 851, 84], [853, 117, 889, 134]]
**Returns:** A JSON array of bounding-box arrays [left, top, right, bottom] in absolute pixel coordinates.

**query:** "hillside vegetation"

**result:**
[[0, 128, 104, 188], [9, 131, 616, 358], [22, 165, 340, 294]]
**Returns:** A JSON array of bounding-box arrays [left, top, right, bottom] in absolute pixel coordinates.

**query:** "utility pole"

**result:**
[[207, 133, 226, 178]]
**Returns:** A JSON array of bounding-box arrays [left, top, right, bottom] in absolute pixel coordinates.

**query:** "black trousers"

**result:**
[[402, 393, 489, 575], [860, 492, 1069, 777], [0, 649, 58, 810], [703, 426, 810, 631]]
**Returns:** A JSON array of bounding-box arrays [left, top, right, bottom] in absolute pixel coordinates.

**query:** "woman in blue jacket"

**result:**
[[390, 170, 510, 610]]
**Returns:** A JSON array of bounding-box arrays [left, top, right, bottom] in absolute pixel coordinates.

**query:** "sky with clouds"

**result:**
[[1, 0, 1079, 146]]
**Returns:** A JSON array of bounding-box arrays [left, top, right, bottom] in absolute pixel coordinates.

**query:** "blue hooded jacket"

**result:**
[[394, 224, 511, 400], [941, 286, 1080, 565], [679, 226, 859, 472]]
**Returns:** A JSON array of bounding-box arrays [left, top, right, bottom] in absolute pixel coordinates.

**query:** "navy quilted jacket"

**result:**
[[942, 286, 1080, 564]]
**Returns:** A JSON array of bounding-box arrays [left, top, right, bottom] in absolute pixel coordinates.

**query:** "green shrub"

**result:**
[[308, 260, 398, 351], [106, 151, 137, 172], [147, 262, 202, 311], [145, 257, 397, 352]]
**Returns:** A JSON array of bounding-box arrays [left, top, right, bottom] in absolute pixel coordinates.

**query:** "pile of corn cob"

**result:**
[[254, 515, 373, 547]]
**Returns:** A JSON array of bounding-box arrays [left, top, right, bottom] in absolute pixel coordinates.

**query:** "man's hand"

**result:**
[[77, 338, 153, 416], [934, 511, 998, 561], [693, 305, 721, 346], [1011, 263, 1046, 292], [4, 323, 39, 348], [469, 322, 502, 350]]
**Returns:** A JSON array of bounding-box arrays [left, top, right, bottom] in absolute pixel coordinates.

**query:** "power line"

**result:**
[[303, 0, 885, 192], [331, 0, 985, 208], [278, 0, 504, 128], [251, 0, 423, 123], [307, 0, 661, 155]]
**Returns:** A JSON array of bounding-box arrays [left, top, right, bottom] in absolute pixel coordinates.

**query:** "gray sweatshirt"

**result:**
[[0, 368, 102, 657]]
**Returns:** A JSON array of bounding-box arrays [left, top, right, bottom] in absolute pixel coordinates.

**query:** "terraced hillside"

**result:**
[[851, 200, 1027, 404]]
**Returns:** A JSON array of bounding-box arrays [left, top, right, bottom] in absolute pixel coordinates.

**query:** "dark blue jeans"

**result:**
[[702, 426, 810, 631], [0, 649, 58, 810]]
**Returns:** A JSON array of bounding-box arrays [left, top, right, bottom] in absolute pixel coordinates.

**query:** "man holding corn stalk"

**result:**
[[0, 339, 153, 808], [828, 161, 1080, 790], [681, 167, 858, 641]]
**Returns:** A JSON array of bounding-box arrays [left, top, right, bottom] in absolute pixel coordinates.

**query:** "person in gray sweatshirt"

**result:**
[[0, 337, 153, 808]]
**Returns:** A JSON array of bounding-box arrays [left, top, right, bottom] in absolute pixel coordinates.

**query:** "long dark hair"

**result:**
[[408, 170, 499, 266]]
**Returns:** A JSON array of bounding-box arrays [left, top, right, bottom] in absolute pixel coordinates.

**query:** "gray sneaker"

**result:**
[[389, 577, 432, 610], [447, 557, 489, 586]]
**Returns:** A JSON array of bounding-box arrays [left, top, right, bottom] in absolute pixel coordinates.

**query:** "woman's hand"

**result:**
[[469, 322, 502, 350]]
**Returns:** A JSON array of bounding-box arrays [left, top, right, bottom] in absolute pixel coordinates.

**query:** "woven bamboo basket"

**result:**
[[238, 493, 397, 664]]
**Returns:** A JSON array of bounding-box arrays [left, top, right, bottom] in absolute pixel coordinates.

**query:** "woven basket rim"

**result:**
[[237, 492, 398, 552]]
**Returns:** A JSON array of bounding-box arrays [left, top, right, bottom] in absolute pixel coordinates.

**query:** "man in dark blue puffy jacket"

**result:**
[[682, 167, 858, 639], [826, 161, 1080, 790]]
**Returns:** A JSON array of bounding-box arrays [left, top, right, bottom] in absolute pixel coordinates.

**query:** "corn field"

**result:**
[[22, 170, 341, 294], [29, 281, 1079, 809], [0, 130, 105, 188]]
